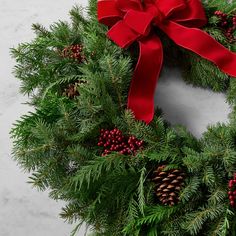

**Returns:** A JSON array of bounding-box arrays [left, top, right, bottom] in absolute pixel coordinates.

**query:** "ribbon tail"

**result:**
[[160, 21, 236, 77], [128, 34, 163, 124]]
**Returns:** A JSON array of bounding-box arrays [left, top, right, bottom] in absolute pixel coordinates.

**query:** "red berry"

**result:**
[[229, 180, 234, 188]]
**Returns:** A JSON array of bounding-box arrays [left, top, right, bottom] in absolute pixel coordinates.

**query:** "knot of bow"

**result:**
[[98, 0, 236, 123]]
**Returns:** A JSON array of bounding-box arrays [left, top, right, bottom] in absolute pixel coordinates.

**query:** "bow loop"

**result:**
[[145, 4, 166, 26], [154, 0, 186, 18], [124, 10, 154, 36], [164, 0, 207, 27], [97, 0, 122, 26], [116, 0, 143, 12]]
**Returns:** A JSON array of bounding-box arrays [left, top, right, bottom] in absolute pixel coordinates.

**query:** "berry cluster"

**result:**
[[98, 128, 144, 156], [62, 44, 87, 63], [228, 173, 236, 207], [214, 11, 236, 43], [214, 11, 228, 27]]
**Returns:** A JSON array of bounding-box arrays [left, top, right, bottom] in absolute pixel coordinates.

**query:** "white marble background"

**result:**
[[0, 0, 231, 235]]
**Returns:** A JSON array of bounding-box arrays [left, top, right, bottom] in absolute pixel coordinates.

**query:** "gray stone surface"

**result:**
[[0, 0, 231, 235]]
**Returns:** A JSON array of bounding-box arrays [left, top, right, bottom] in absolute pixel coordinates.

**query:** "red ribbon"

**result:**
[[98, 0, 236, 124]]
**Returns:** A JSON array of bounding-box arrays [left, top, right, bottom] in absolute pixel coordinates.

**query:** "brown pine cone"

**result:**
[[152, 165, 185, 206], [63, 82, 80, 99]]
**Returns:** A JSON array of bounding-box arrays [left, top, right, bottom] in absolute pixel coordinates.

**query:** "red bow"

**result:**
[[98, 0, 236, 124]]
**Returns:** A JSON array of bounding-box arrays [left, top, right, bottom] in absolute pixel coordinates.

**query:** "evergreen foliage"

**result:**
[[11, 0, 236, 235]]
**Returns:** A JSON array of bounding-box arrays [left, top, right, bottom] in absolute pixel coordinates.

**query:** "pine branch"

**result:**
[[138, 167, 146, 216]]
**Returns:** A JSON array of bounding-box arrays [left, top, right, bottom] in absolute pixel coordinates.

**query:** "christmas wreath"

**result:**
[[11, 0, 236, 235]]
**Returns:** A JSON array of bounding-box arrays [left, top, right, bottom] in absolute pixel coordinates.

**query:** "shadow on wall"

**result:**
[[154, 66, 230, 138]]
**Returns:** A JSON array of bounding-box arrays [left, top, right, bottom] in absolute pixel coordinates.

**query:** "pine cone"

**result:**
[[152, 165, 185, 206], [63, 82, 80, 99]]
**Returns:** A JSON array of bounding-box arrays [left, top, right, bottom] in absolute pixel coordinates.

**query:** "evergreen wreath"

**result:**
[[11, 0, 236, 235]]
